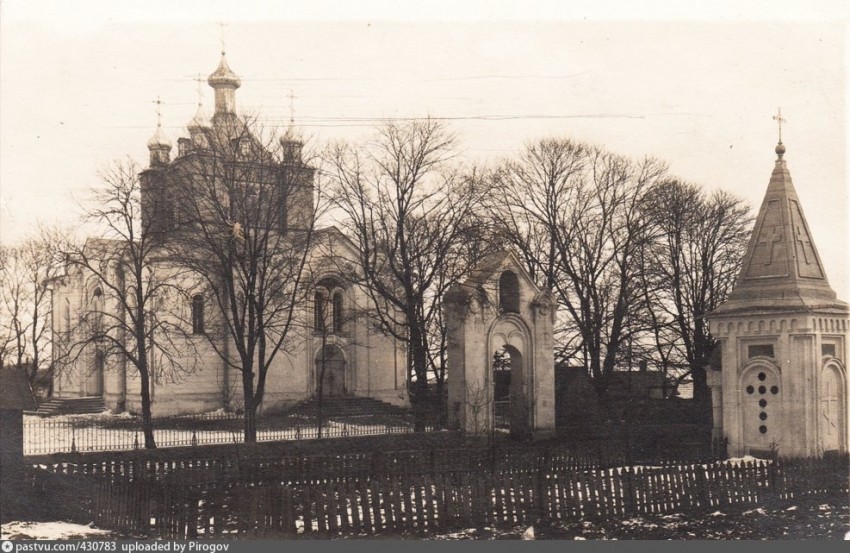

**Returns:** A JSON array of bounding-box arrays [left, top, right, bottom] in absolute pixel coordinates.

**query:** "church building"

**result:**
[[50, 54, 409, 416], [707, 138, 848, 458]]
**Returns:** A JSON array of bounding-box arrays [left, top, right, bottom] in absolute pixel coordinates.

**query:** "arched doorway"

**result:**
[[740, 365, 781, 454], [820, 363, 846, 453], [315, 344, 346, 397], [492, 344, 528, 439], [87, 350, 105, 396]]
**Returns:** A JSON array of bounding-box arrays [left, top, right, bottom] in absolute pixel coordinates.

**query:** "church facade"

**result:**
[[707, 140, 849, 458], [50, 55, 409, 416]]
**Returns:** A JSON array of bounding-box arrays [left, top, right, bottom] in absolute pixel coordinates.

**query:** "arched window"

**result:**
[[192, 294, 205, 334], [91, 287, 104, 334], [314, 292, 326, 332], [499, 271, 520, 314], [332, 292, 344, 332]]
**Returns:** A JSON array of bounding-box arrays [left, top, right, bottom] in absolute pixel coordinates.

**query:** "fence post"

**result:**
[[695, 464, 711, 508], [623, 467, 636, 516], [764, 459, 781, 507], [536, 446, 549, 522]]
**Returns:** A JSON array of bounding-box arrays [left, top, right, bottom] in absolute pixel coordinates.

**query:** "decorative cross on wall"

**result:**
[[795, 225, 813, 264], [755, 228, 783, 265]]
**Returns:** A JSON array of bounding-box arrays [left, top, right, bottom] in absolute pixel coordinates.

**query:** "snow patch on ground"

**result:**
[[1, 521, 112, 540], [726, 455, 769, 465], [742, 507, 767, 516]]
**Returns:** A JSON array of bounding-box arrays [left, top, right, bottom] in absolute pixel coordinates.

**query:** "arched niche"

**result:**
[[820, 360, 846, 453], [499, 271, 520, 314]]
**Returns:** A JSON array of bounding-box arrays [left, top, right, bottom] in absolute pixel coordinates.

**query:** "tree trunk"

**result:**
[[409, 325, 430, 432], [242, 373, 257, 443], [690, 364, 712, 424], [138, 367, 156, 449]]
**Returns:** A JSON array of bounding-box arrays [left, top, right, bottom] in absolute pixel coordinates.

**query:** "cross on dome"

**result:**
[[773, 108, 787, 158]]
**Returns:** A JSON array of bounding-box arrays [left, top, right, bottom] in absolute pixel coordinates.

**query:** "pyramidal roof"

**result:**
[[713, 142, 847, 315]]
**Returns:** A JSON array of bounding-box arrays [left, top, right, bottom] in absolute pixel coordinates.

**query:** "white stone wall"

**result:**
[[51, 231, 411, 417], [710, 313, 849, 457]]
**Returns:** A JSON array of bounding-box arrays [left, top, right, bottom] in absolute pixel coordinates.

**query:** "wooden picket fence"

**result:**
[[34, 444, 641, 486], [29, 454, 848, 538]]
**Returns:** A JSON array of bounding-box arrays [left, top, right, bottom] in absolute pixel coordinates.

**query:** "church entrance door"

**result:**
[[316, 345, 346, 397], [86, 350, 105, 396]]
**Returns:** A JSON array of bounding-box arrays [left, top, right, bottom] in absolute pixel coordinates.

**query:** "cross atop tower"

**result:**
[[772, 107, 786, 144], [194, 73, 205, 106], [219, 22, 227, 55], [153, 96, 164, 127], [287, 89, 297, 125]]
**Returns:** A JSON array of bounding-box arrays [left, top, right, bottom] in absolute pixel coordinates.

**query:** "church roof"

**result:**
[[712, 142, 848, 316], [445, 249, 544, 305]]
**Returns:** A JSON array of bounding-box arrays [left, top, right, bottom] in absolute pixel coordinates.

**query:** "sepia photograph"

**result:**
[[0, 0, 848, 544]]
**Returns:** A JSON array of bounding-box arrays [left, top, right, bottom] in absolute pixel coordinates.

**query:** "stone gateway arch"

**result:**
[[444, 251, 556, 438]]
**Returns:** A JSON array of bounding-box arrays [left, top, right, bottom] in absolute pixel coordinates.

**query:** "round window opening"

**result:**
[[759, 399, 767, 408], [746, 385, 754, 394], [758, 385, 766, 394], [759, 425, 767, 434], [770, 385, 779, 395], [759, 412, 767, 421], [758, 372, 766, 381]]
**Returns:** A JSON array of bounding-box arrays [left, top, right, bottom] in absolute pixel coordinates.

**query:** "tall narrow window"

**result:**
[[91, 288, 104, 334], [314, 292, 326, 332], [332, 292, 344, 332], [64, 299, 71, 336], [499, 271, 520, 314], [192, 294, 205, 335]]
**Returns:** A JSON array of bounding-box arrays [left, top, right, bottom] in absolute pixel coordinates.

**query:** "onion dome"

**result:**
[[207, 52, 241, 89], [147, 123, 171, 149], [188, 103, 210, 131]]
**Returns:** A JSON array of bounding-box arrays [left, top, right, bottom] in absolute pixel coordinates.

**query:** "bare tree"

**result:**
[[168, 117, 320, 443], [0, 231, 64, 388], [325, 119, 489, 430], [489, 138, 667, 389], [426, 205, 501, 408], [640, 180, 751, 411], [59, 159, 197, 448]]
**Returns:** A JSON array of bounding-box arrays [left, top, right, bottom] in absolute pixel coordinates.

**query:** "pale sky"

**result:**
[[1, 1, 848, 297]]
